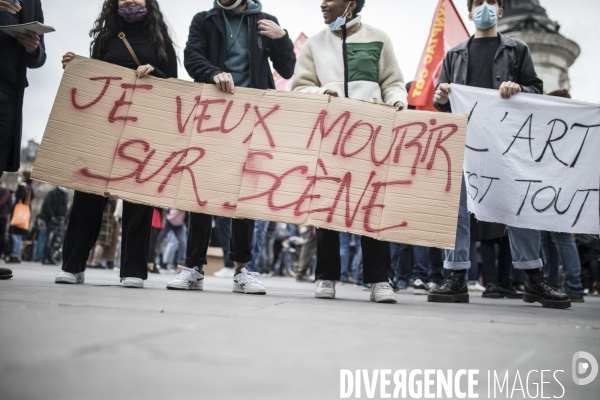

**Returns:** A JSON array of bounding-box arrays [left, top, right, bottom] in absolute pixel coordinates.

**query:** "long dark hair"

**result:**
[[90, 0, 173, 62]]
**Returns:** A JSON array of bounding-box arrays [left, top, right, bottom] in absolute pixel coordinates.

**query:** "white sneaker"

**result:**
[[167, 267, 204, 290], [468, 281, 486, 292], [214, 267, 235, 278], [233, 268, 266, 294], [55, 270, 85, 284], [370, 282, 397, 303], [413, 279, 429, 295], [122, 277, 144, 288], [315, 280, 336, 299]]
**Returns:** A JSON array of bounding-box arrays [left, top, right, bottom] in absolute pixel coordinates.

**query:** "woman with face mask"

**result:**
[[56, 0, 178, 288], [291, 0, 408, 303]]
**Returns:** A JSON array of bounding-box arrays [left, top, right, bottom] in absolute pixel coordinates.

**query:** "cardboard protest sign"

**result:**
[[33, 57, 468, 249], [450, 84, 600, 234]]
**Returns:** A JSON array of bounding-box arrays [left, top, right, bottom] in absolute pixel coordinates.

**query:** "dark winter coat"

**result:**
[[184, 7, 295, 89], [0, 0, 47, 172]]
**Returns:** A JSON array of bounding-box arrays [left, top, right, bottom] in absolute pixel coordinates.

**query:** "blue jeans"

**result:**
[[339, 232, 352, 282], [446, 177, 542, 271], [248, 220, 269, 272], [414, 245, 445, 283], [11, 233, 22, 258], [35, 228, 47, 261], [351, 236, 362, 282], [541, 231, 583, 293], [162, 231, 179, 265], [390, 243, 411, 283], [155, 221, 187, 265]]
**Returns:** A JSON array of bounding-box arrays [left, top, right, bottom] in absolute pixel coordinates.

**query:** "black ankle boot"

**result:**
[[428, 271, 469, 303], [498, 278, 523, 299], [523, 271, 571, 309], [482, 282, 501, 298]]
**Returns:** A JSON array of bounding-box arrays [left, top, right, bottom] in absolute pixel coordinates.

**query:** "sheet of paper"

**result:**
[[0, 21, 55, 37]]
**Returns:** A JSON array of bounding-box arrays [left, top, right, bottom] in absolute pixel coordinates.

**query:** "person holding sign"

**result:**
[[0, 0, 46, 178], [292, 0, 408, 303], [430, 0, 571, 309], [166, 0, 295, 293], [56, 0, 178, 288]]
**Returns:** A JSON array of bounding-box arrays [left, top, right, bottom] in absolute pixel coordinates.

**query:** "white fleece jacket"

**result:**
[[291, 17, 408, 109]]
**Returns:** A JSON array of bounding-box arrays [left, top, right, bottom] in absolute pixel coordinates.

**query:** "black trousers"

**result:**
[[0, 217, 7, 257], [186, 212, 254, 269], [316, 228, 391, 284], [0, 90, 17, 178], [62, 191, 153, 279]]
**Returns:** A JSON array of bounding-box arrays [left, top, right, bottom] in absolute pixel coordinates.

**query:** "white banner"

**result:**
[[449, 84, 600, 234]]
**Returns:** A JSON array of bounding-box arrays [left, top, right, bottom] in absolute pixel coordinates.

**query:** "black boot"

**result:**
[[0, 267, 13, 280], [498, 278, 523, 299], [523, 271, 571, 309], [565, 292, 585, 303], [428, 271, 469, 303], [482, 282, 501, 298]]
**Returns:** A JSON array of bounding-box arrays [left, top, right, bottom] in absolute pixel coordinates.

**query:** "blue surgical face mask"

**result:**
[[473, 3, 498, 30], [329, 4, 351, 31]]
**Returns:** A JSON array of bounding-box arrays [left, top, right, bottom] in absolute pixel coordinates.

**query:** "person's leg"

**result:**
[[62, 192, 107, 274], [480, 240, 498, 283], [217, 217, 234, 269], [541, 231, 561, 288], [413, 246, 430, 282], [339, 232, 351, 282], [90, 244, 105, 267], [297, 227, 317, 279], [315, 228, 342, 281], [173, 224, 187, 266], [119, 202, 153, 280], [390, 242, 401, 284], [428, 247, 445, 284], [154, 222, 171, 255], [429, 177, 470, 303], [468, 241, 480, 283], [0, 217, 7, 258], [351, 236, 363, 281], [229, 218, 255, 268], [11, 233, 22, 258], [361, 237, 390, 284], [248, 220, 268, 272], [0, 91, 17, 177], [551, 232, 583, 297], [35, 227, 47, 261], [508, 227, 570, 309], [162, 231, 178, 265], [185, 213, 212, 270]]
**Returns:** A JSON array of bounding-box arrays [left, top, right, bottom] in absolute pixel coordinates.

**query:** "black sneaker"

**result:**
[[498, 278, 523, 299], [565, 292, 585, 303], [482, 282, 501, 298], [523, 271, 571, 309], [0, 268, 13, 280], [413, 279, 430, 295], [428, 271, 469, 303]]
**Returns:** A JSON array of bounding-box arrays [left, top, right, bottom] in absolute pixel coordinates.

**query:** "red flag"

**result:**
[[408, 0, 469, 110], [273, 33, 308, 91]]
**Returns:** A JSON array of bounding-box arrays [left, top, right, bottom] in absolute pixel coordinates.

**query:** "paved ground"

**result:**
[[1, 262, 599, 400]]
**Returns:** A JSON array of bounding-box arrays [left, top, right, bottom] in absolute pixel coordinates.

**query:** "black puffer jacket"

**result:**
[[184, 8, 295, 89], [434, 33, 543, 112], [39, 187, 68, 222]]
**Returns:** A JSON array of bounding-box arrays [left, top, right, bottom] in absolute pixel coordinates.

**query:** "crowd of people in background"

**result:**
[[1, 0, 599, 309]]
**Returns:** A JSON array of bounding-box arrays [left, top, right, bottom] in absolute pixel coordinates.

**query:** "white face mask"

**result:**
[[217, 0, 244, 10]]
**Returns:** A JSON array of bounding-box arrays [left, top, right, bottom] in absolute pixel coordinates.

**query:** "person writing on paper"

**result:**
[[57, 0, 177, 288], [0, 0, 46, 179], [291, 0, 408, 303], [428, 0, 571, 309]]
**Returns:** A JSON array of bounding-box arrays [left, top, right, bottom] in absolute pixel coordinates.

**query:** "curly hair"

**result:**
[[89, 0, 173, 62]]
